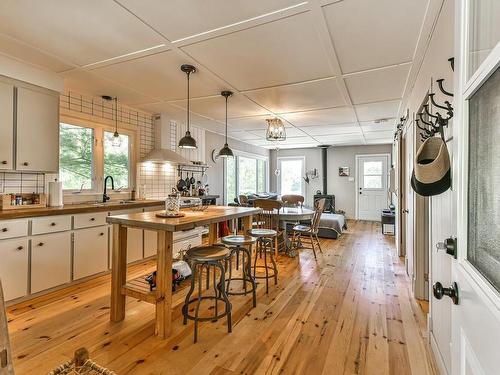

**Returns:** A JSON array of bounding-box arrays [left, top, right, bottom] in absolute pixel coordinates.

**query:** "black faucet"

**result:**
[[103, 175, 114, 202]]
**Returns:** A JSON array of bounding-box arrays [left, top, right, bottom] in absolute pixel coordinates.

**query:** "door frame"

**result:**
[[354, 153, 390, 220]]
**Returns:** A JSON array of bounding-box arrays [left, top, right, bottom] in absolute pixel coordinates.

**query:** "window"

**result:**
[[224, 153, 268, 204], [59, 123, 94, 190], [278, 158, 304, 196], [59, 121, 134, 192], [104, 131, 130, 189], [363, 161, 383, 189]]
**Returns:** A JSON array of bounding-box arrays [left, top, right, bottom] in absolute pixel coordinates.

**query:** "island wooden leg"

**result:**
[[155, 230, 173, 338], [241, 214, 252, 234], [208, 222, 218, 245], [110, 224, 127, 322]]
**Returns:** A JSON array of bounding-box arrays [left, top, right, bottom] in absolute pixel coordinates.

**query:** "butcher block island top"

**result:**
[[106, 205, 260, 339]]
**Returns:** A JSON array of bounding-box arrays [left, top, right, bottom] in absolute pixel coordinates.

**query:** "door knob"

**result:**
[[433, 281, 459, 305], [436, 237, 457, 258], [23, 162, 29, 166], [1, 161, 7, 165]]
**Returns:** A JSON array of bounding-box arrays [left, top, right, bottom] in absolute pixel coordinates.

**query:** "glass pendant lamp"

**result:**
[[266, 117, 286, 141]]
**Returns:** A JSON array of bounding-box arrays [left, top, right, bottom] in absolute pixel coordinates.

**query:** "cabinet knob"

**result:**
[[23, 162, 29, 166], [1, 228, 7, 232], [90, 217, 95, 221], [38, 242, 44, 247], [50, 222, 56, 226], [99, 232, 104, 236], [16, 246, 23, 251], [1, 161, 7, 165]]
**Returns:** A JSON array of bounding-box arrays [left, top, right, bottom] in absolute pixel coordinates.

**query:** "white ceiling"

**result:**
[[0, 0, 434, 149]]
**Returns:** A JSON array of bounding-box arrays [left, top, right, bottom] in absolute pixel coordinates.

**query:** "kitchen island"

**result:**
[[106, 205, 261, 338]]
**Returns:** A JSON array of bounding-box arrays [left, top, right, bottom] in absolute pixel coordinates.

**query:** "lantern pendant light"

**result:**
[[217, 90, 234, 159], [178, 64, 198, 149], [266, 117, 286, 142]]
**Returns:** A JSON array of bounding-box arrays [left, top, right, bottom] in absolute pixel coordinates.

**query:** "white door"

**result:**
[[404, 128, 415, 282], [447, 2, 500, 374], [356, 154, 389, 221]]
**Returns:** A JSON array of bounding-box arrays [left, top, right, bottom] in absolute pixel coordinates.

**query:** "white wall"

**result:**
[[270, 144, 392, 218]]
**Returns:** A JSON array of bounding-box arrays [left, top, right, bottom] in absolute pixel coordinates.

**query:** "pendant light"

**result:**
[[178, 64, 197, 149], [217, 90, 234, 159], [102, 95, 121, 147], [266, 117, 286, 141]]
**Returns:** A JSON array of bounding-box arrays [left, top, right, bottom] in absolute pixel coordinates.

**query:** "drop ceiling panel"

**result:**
[[0, 34, 72, 73], [354, 100, 400, 122], [363, 131, 394, 140], [62, 69, 155, 106], [280, 107, 357, 126], [300, 124, 361, 136], [319, 134, 365, 143], [117, 0, 303, 41], [92, 51, 222, 101], [181, 12, 334, 91], [0, 1, 165, 66], [345, 64, 410, 104], [360, 121, 395, 133], [168, 93, 268, 120], [244, 78, 346, 113], [228, 131, 263, 141], [227, 115, 275, 131], [247, 126, 306, 139], [323, 0, 426, 73]]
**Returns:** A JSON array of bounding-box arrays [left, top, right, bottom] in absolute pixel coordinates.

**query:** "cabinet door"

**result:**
[[16, 87, 59, 172], [31, 232, 71, 293], [0, 238, 28, 301], [127, 228, 143, 263], [144, 230, 157, 258], [73, 226, 108, 280], [0, 81, 14, 170]]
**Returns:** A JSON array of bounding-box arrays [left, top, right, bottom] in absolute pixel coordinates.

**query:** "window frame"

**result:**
[[277, 156, 306, 197], [59, 115, 136, 195], [224, 150, 269, 205]]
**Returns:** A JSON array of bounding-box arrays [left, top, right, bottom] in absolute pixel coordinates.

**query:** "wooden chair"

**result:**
[[281, 194, 304, 207], [1, 279, 14, 375], [238, 195, 249, 206], [291, 198, 325, 259]]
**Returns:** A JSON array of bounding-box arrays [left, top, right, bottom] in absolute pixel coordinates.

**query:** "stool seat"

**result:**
[[248, 228, 277, 238], [221, 235, 257, 246], [292, 224, 313, 233], [186, 245, 230, 262]]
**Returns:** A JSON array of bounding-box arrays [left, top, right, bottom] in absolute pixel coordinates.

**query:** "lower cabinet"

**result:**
[[73, 226, 108, 280], [127, 228, 143, 263], [0, 237, 28, 301], [144, 230, 157, 258], [31, 232, 71, 293]]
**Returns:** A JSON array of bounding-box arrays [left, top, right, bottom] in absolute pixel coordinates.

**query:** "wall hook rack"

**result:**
[[418, 112, 434, 127], [423, 104, 439, 120], [436, 78, 454, 97], [429, 93, 453, 114], [448, 57, 455, 72]]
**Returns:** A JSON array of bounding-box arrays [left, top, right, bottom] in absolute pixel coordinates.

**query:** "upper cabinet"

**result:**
[[0, 81, 14, 170], [16, 86, 59, 172]]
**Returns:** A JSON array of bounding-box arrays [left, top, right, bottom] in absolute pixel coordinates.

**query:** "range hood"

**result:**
[[140, 115, 189, 164]]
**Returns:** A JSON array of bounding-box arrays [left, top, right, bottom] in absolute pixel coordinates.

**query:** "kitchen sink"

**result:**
[[91, 200, 136, 207]]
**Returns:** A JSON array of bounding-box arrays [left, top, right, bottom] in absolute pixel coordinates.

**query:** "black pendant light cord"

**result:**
[[187, 71, 190, 133], [225, 94, 228, 144], [114, 97, 118, 133]]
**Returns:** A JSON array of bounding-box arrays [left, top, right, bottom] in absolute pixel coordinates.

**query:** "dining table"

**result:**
[[106, 205, 261, 339], [272, 206, 315, 257]]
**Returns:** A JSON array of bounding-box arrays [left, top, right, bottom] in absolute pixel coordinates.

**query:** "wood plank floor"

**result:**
[[6, 220, 438, 374]]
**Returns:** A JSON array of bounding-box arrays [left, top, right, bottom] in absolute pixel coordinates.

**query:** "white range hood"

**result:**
[[140, 115, 189, 164]]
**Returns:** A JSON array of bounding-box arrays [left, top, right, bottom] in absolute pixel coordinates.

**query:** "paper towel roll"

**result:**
[[48, 180, 63, 207]]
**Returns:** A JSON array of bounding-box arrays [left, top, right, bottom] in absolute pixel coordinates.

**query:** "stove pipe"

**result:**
[[319, 145, 329, 195]]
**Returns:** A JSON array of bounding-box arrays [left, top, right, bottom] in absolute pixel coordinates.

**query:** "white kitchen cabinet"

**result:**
[[144, 230, 157, 258], [0, 219, 28, 240], [0, 237, 28, 301], [31, 215, 71, 235], [16, 86, 59, 172], [0, 81, 14, 170], [127, 228, 143, 263], [73, 226, 108, 280], [31, 232, 71, 293]]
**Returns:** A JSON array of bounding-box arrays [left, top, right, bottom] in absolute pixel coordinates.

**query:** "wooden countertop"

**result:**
[[0, 200, 164, 220], [107, 205, 261, 232]]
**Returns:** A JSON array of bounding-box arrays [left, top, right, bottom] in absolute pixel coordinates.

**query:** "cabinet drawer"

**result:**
[[73, 212, 108, 229], [0, 237, 28, 301], [73, 226, 108, 280], [32, 215, 71, 235], [0, 219, 28, 240], [31, 232, 71, 293]]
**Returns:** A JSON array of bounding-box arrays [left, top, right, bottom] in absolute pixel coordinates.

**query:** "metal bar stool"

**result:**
[[221, 235, 257, 307], [248, 199, 281, 293], [182, 245, 232, 343]]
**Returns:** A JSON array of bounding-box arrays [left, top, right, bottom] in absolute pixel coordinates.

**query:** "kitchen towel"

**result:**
[[48, 180, 63, 207]]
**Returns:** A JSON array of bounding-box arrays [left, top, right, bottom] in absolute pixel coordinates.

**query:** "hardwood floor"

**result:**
[[6, 221, 437, 374]]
